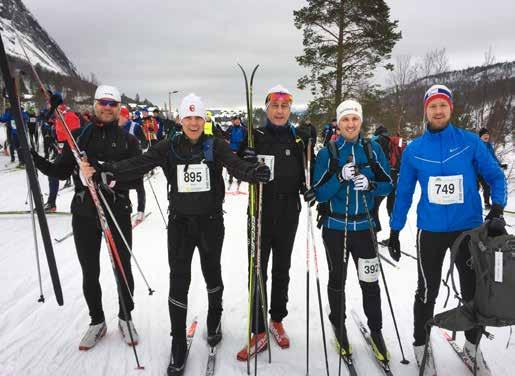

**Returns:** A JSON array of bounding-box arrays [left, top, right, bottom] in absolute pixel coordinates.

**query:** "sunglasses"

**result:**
[[96, 99, 119, 108]]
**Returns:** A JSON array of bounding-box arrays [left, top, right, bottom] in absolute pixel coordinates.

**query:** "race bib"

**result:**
[[428, 175, 464, 205], [177, 164, 210, 193], [30, 117, 36, 123], [257, 154, 274, 181], [358, 257, 379, 283]]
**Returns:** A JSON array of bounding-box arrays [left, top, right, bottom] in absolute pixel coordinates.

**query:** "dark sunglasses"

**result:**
[[97, 99, 119, 108]]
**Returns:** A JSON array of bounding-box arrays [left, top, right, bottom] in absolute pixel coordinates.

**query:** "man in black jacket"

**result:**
[[81, 93, 270, 376], [32, 85, 143, 351], [236, 85, 306, 360]]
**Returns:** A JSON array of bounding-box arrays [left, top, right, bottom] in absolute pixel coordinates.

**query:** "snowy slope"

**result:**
[[0, 153, 514, 376]]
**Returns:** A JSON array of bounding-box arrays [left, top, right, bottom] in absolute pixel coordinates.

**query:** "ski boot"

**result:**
[[118, 319, 139, 346], [207, 320, 222, 347], [79, 322, 107, 351], [370, 330, 390, 362], [464, 340, 492, 376], [414, 343, 437, 376], [236, 332, 267, 361], [44, 202, 56, 213], [167, 336, 187, 376], [269, 320, 290, 348], [332, 324, 352, 357]]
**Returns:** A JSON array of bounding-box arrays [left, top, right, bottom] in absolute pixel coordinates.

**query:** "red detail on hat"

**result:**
[[120, 107, 130, 118], [424, 93, 453, 111], [189, 104, 195, 112]]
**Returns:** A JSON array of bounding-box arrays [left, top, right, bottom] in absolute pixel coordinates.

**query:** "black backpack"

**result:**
[[420, 222, 515, 374]]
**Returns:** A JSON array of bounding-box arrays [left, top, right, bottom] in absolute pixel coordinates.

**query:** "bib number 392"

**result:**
[[428, 175, 464, 205], [177, 164, 210, 193]]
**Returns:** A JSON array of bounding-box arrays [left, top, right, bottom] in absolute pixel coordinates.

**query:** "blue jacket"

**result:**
[[390, 124, 507, 233], [227, 125, 246, 152], [483, 141, 500, 166], [0, 110, 28, 136], [313, 136, 393, 231]]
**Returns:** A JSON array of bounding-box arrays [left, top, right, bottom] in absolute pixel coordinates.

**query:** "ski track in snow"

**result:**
[[0, 153, 514, 376]]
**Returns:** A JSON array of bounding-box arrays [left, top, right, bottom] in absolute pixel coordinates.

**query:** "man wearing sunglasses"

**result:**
[[236, 85, 306, 360], [31, 85, 143, 351]]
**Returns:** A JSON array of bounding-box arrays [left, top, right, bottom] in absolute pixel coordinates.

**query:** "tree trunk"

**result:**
[[334, 0, 345, 110]]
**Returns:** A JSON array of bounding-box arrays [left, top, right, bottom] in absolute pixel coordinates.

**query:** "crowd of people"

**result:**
[[1, 82, 508, 376]]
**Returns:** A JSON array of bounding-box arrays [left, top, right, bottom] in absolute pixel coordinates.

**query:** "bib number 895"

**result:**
[[435, 183, 454, 195], [183, 171, 202, 183]]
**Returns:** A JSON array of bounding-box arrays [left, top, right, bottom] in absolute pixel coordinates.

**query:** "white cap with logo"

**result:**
[[336, 99, 363, 124], [94, 85, 121, 102], [179, 93, 206, 121]]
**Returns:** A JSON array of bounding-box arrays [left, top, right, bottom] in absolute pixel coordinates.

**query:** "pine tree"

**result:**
[[294, 0, 401, 116]]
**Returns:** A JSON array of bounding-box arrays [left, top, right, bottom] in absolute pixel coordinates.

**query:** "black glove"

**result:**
[[252, 164, 270, 183], [485, 204, 506, 237], [387, 229, 401, 262], [500, 163, 508, 170], [302, 187, 316, 207], [242, 147, 258, 164], [49, 92, 63, 109]]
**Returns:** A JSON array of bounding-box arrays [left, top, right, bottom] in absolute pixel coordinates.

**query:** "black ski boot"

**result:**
[[167, 337, 187, 376], [207, 321, 222, 347], [332, 324, 351, 356], [44, 202, 56, 213], [370, 330, 390, 362]]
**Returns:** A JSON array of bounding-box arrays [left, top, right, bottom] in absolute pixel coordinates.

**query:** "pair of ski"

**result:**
[[336, 310, 393, 376], [167, 317, 220, 376], [54, 211, 152, 243]]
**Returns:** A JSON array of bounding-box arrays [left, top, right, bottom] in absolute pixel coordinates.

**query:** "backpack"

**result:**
[[388, 135, 405, 170], [419, 222, 515, 373]]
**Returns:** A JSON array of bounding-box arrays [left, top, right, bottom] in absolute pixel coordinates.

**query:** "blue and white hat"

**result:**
[[424, 84, 453, 110]]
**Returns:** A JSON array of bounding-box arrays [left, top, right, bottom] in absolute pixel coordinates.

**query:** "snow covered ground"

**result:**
[[0, 152, 514, 376]]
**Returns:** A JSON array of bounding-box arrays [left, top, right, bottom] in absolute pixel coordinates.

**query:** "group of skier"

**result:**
[[24, 79, 508, 376]]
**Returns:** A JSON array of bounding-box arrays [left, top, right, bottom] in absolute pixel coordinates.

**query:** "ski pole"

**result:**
[[358, 187, 409, 365], [305, 139, 330, 376], [97, 189, 155, 295], [26, 168, 44, 303], [339, 155, 353, 376], [145, 175, 167, 228]]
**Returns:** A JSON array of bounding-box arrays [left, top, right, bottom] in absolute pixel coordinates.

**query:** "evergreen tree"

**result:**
[[294, 0, 401, 116]]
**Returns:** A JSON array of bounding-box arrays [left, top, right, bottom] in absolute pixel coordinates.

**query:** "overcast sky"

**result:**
[[23, 0, 515, 109]]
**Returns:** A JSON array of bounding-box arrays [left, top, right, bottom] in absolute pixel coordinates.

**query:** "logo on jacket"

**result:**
[[285, 149, 291, 156], [449, 147, 459, 153]]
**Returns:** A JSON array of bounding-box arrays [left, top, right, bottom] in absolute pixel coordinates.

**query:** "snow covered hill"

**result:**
[[0, 0, 77, 76], [0, 153, 514, 376]]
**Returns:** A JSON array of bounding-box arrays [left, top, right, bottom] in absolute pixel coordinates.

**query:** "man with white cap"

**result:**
[[388, 84, 506, 375], [306, 99, 393, 365], [236, 85, 306, 360], [81, 93, 270, 376], [32, 84, 143, 350]]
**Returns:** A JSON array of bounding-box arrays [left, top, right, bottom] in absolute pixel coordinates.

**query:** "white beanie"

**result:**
[[94, 85, 121, 102], [336, 99, 363, 124], [179, 93, 206, 121]]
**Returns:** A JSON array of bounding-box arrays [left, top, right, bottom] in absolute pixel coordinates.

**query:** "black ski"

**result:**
[[0, 36, 63, 305], [205, 345, 217, 376], [350, 310, 394, 376], [334, 340, 358, 376]]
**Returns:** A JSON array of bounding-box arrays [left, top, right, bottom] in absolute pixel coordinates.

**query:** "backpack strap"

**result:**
[[360, 138, 391, 183], [313, 140, 342, 189]]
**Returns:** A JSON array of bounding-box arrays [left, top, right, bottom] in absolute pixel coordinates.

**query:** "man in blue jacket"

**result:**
[[387, 84, 506, 375], [309, 99, 393, 363], [225, 116, 247, 191], [477, 127, 503, 209]]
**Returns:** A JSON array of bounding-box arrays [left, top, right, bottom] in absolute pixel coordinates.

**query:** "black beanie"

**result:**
[[478, 128, 489, 137]]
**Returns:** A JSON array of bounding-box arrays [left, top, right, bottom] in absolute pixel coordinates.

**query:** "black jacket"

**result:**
[[108, 133, 259, 216], [33, 121, 142, 218]]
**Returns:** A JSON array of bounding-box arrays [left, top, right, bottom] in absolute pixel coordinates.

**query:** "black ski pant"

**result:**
[[478, 175, 491, 206], [47, 176, 59, 206], [134, 180, 146, 212], [249, 197, 300, 334], [414, 229, 480, 346], [372, 171, 398, 233], [322, 228, 383, 336], [168, 214, 224, 340], [72, 212, 134, 325]]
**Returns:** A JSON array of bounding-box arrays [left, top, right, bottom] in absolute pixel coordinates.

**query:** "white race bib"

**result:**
[[30, 117, 36, 123], [428, 175, 464, 205], [177, 164, 210, 193], [257, 154, 274, 181], [358, 257, 379, 283]]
